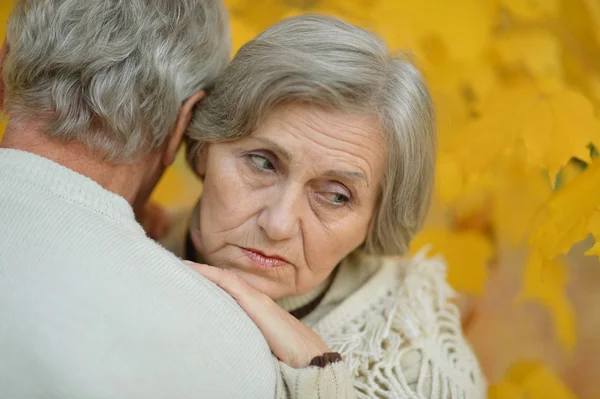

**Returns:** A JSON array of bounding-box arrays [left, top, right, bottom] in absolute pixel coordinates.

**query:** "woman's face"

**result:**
[[193, 104, 386, 299]]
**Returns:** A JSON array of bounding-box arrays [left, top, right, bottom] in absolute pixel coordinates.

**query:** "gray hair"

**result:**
[[187, 14, 436, 256], [4, 0, 230, 163]]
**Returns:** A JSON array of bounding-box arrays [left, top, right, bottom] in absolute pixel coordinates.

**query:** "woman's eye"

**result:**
[[249, 154, 275, 171], [322, 192, 350, 206]]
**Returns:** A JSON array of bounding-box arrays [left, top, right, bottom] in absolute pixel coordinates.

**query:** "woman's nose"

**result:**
[[256, 187, 301, 241]]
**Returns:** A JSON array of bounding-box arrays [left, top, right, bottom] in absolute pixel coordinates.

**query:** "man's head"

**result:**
[[1, 0, 230, 203]]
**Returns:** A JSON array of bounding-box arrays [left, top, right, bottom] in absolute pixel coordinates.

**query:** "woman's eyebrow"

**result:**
[[252, 137, 292, 161], [251, 136, 368, 186], [323, 170, 368, 187], [252, 137, 369, 187]]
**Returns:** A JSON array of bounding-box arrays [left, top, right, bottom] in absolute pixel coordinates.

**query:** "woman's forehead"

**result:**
[[249, 104, 386, 180]]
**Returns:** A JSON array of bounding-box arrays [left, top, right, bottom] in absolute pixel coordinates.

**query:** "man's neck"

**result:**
[[1, 123, 149, 205]]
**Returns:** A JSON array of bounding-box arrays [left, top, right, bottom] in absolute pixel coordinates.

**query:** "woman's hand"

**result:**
[[187, 262, 331, 369]]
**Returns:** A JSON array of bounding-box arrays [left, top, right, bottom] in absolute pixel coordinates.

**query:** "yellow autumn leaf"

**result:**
[[0, 2, 10, 29], [426, 0, 495, 62], [371, 0, 494, 62], [559, 0, 600, 107], [588, 74, 600, 108], [494, 29, 563, 90], [498, 0, 560, 21], [435, 159, 496, 218], [558, 159, 587, 188], [0, 115, 5, 141], [516, 251, 576, 350], [488, 381, 522, 399], [521, 89, 600, 179], [230, 15, 260, 54], [314, 0, 374, 25], [582, 0, 600, 46], [410, 227, 493, 295], [440, 85, 537, 182], [151, 149, 202, 209], [493, 159, 552, 245], [583, 212, 600, 257], [529, 158, 600, 260], [424, 52, 497, 136], [489, 360, 578, 399], [444, 84, 600, 186], [435, 153, 465, 204], [369, 0, 431, 53], [225, 0, 295, 32], [460, 59, 498, 114]]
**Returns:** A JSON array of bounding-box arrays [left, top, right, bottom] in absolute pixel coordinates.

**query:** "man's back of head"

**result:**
[[0, 1, 276, 398], [4, 0, 230, 163]]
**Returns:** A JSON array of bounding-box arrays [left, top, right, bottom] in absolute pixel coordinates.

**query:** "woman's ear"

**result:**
[[163, 90, 205, 166]]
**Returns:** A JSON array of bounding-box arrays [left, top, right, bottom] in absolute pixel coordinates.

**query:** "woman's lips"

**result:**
[[241, 247, 289, 268]]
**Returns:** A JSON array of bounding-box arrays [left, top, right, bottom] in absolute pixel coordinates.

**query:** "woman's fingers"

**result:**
[[186, 261, 332, 368], [189, 263, 285, 341], [186, 262, 261, 306]]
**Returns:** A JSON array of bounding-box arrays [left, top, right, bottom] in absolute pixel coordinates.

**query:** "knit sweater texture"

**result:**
[[285, 251, 488, 398], [0, 149, 282, 399]]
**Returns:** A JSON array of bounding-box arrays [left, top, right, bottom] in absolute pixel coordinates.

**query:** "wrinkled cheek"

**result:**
[[201, 182, 241, 226], [198, 194, 258, 254], [304, 230, 364, 275], [208, 171, 261, 218]]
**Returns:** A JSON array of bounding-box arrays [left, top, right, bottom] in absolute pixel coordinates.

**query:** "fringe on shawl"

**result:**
[[317, 249, 486, 399]]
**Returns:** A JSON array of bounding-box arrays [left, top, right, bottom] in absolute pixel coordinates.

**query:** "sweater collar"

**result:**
[[0, 149, 141, 231], [275, 273, 334, 315]]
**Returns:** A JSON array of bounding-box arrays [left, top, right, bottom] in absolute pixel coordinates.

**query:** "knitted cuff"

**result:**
[[308, 352, 343, 368]]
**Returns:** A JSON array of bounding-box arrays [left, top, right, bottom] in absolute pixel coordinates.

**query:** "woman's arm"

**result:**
[[275, 358, 356, 399], [188, 262, 357, 399]]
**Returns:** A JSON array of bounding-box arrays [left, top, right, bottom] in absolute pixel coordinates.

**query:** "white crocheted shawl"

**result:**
[[302, 251, 487, 399]]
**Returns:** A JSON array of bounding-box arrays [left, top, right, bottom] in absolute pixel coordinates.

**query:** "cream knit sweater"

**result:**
[[0, 149, 285, 398], [0, 149, 358, 399], [164, 206, 488, 399]]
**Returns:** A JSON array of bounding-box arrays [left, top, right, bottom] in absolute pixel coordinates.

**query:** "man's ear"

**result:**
[[163, 90, 205, 166], [0, 38, 9, 111]]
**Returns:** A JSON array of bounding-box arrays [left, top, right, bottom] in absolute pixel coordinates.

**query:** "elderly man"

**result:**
[[0, 1, 277, 397]]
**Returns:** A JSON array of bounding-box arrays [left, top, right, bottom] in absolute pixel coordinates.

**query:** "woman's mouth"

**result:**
[[240, 247, 290, 269]]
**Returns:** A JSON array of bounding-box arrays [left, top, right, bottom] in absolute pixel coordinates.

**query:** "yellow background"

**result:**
[[2, 1, 600, 398]]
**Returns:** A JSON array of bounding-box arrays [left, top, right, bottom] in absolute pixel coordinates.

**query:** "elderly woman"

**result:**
[[160, 14, 486, 399]]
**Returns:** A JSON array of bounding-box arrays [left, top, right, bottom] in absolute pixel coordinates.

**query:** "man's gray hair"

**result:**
[[187, 14, 435, 256], [4, 0, 230, 162]]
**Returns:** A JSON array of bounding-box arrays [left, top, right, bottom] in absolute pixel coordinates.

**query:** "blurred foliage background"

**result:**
[[2, 0, 600, 397]]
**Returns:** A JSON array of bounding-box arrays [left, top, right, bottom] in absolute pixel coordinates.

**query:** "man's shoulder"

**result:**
[[0, 208, 278, 398], [64, 228, 248, 316]]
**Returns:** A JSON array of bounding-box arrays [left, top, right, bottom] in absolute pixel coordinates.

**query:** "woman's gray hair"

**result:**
[[3, 0, 230, 163], [188, 14, 436, 256]]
